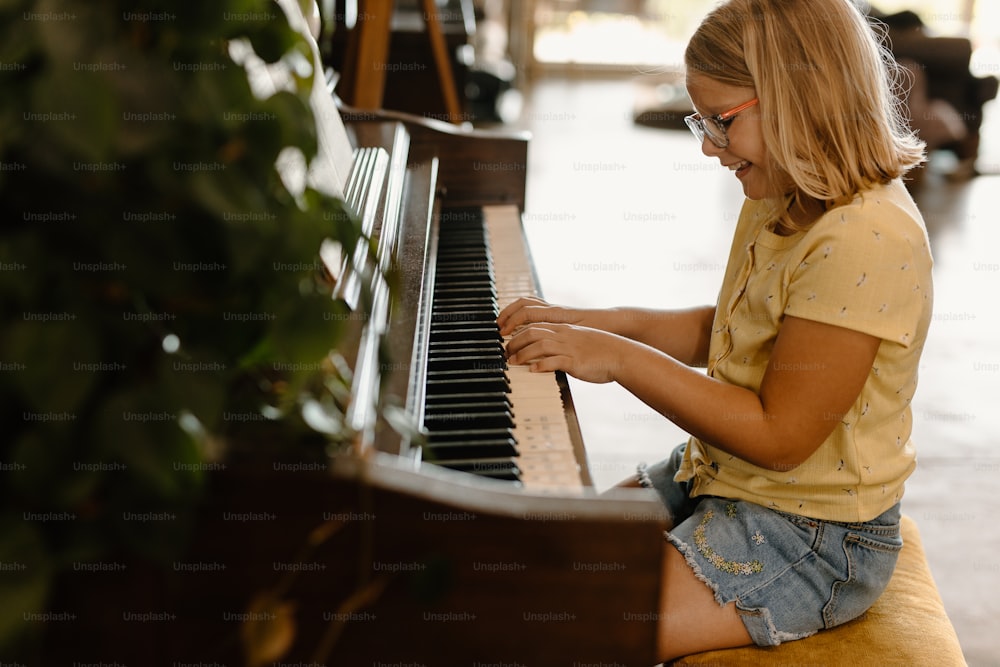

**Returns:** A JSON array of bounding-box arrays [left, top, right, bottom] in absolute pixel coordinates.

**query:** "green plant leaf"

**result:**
[[244, 7, 296, 63], [3, 319, 100, 414], [30, 63, 118, 164], [0, 0, 382, 643], [0, 515, 52, 653]]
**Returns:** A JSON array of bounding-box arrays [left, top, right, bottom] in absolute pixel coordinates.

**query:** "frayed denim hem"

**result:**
[[666, 531, 817, 647], [665, 531, 726, 605], [636, 462, 655, 489], [734, 603, 818, 647]]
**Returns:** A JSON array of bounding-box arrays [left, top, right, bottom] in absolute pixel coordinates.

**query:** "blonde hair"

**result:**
[[685, 0, 925, 228]]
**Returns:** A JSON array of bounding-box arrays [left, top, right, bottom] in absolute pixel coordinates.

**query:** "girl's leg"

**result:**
[[656, 543, 754, 661]]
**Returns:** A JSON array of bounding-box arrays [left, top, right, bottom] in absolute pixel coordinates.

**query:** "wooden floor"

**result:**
[[507, 73, 1000, 666]]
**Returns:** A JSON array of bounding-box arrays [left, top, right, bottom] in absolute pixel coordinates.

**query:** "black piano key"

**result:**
[[433, 290, 497, 302], [434, 282, 494, 290], [434, 458, 521, 481], [433, 294, 497, 302], [434, 269, 494, 279], [428, 327, 503, 343], [427, 374, 510, 400], [432, 313, 500, 327], [424, 391, 512, 408], [432, 293, 495, 301], [423, 206, 525, 482], [425, 430, 518, 458], [427, 351, 505, 364], [427, 354, 507, 375], [430, 321, 500, 333], [432, 308, 497, 318], [434, 268, 493, 277], [426, 408, 515, 426], [432, 305, 498, 316], [425, 440, 518, 460], [439, 236, 487, 246], [434, 253, 489, 262], [437, 262, 490, 271], [435, 285, 494, 293], [432, 302, 498, 313], [435, 275, 494, 285], [424, 399, 512, 413], [424, 410, 515, 431], [425, 376, 510, 395], [427, 347, 505, 361], [426, 427, 515, 443], [438, 264, 491, 272], [425, 366, 506, 380], [427, 355, 506, 372]]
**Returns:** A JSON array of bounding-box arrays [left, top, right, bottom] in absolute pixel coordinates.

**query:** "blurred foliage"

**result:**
[[0, 0, 374, 653]]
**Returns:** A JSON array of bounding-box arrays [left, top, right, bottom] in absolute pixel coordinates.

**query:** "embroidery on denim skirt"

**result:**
[[693, 510, 764, 576]]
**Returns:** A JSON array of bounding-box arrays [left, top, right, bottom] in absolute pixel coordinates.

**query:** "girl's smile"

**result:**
[[685, 74, 771, 199]]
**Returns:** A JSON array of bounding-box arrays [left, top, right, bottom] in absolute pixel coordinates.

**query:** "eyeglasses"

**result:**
[[684, 98, 758, 149]]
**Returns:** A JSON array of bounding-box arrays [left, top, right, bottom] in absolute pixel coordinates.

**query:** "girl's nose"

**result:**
[[700, 135, 725, 158]]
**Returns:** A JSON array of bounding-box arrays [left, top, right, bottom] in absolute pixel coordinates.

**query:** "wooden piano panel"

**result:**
[[40, 459, 669, 666], [313, 456, 670, 665], [340, 105, 530, 209]]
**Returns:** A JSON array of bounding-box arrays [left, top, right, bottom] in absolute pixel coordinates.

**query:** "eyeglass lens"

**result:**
[[687, 115, 728, 147]]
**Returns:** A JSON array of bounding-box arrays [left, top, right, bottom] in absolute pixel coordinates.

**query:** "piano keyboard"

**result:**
[[421, 204, 586, 493]]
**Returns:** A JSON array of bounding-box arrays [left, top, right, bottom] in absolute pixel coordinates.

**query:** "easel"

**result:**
[[337, 0, 464, 123]]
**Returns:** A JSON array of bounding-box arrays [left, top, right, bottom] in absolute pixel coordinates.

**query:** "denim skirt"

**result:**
[[638, 443, 903, 646]]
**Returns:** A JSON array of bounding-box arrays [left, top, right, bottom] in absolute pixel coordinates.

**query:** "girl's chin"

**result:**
[[740, 173, 787, 201], [740, 181, 768, 200]]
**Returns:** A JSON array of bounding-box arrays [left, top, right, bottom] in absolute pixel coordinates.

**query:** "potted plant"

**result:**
[[0, 0, 379, 659]]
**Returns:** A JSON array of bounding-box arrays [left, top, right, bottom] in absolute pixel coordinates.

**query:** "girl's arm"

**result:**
[[497, 297, 716, 367], [504, 314, 880, 471]]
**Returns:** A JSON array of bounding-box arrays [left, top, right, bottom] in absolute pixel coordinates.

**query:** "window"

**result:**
[[528, 0, 717, 72], [521, 0, 998, 76]]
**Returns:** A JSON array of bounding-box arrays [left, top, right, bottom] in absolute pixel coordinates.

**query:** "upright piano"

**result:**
[[297, 98, 673, 665], [40, 5, 672, 665]]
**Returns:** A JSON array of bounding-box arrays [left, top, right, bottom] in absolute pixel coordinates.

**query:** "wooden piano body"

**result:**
[[168, 452, 671, 665], [38, 5, 672, 665], [43, 454, 668, 665], [240, 103, 670, 665]]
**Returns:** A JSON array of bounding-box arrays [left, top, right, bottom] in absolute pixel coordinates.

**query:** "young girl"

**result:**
[[498, 0, 932, 660]]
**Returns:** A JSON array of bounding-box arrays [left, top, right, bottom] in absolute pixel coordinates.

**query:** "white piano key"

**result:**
[[484, 205, 587, 493]]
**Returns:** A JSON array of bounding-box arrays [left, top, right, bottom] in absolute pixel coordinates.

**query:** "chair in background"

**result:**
[[870, 7, 999, 182]]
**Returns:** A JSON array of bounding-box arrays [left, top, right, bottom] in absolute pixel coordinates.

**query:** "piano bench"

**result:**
[[669, 514, 967, 666]]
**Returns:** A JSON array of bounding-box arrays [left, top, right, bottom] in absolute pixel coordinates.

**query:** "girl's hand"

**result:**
[[497, 297, 584, 336], [504, 322, 625, 384]]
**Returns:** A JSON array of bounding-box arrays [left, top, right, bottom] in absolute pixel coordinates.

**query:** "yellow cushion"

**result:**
[[670, 515, 966, 666]]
